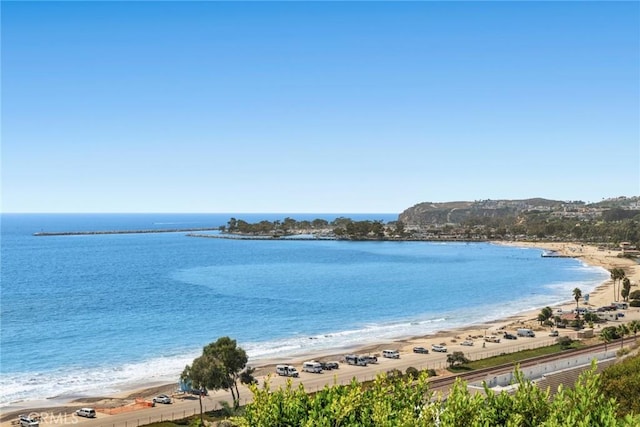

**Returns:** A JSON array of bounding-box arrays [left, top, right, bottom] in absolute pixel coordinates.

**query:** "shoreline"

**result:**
[[2, 241, 638, 419]]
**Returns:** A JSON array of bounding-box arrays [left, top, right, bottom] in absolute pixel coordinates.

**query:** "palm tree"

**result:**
[[600, 328, 614, 353], [573, 288, 582, 314], [617, 269, 626, 302], [616, 324, 629, 350], [629, 320, 640, 342], [621, 277, 631, 301], [610, 269, 619, 302]]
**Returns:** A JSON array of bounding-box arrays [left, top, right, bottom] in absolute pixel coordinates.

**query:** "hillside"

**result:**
[[398, 196, 640, 226]]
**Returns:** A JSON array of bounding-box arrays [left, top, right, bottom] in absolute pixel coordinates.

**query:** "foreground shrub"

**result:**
[[230, 362, 639, 426], [600, 354, 640, 417]]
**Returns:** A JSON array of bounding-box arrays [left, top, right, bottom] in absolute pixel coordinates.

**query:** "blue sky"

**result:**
[[2, 1, 639, 213]]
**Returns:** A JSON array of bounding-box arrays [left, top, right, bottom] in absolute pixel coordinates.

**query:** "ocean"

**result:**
[[0, 213, 609, 407]]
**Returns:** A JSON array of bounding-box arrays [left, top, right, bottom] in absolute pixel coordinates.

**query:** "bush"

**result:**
[[630, 300, 640, 307], [386, 368, 402, 378], [629, 290, 640, 300], [616, 348, 630, 357], [426, 368, 437, 377], [405, 366, 419, 379], [602, 326, 621, 340], [600, 354, 640, 417], [569, 319, 584, 329], [558, 336, 574, 349]]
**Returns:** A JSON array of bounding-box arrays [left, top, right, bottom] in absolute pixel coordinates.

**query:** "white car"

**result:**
[[76, 408, 96, 418], [153, 394, 172, 404], [461, 340, 474, 346], [431, 344, 448, 353], [19, 415, 39, 427]]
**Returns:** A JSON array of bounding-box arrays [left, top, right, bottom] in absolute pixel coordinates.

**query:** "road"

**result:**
[[7, 330, 618, 427]]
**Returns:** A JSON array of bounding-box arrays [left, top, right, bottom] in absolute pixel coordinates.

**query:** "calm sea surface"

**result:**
[[0, 214, 609, 406]]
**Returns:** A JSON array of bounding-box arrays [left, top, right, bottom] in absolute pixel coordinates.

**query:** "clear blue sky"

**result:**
[[2, 1, 639, 213]]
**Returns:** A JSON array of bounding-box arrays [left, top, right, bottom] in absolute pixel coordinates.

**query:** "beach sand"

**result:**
[[2, 241, 639, 425]]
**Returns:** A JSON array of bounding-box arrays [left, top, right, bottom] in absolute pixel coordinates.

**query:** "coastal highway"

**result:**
[[6, 333, 626, 427]]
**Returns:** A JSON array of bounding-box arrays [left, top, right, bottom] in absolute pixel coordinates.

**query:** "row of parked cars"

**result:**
[[276, 360, 340, 377], [18, 396, 172, 426], [18, 408, 97, 427], [413, 344, 448, 354]]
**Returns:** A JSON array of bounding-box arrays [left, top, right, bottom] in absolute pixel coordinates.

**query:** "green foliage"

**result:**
[[539, 306, 553, 322], [557, 336, 574, 350], [601, 326, 621, 340], [621, 278, 631, 301], [405, 366, 419, 379], [446, 351, 470, 367], [630, 300, 640, 307], [583, 312, 600, 323], [629, 320, 640, 339], [239, 366, 257, 385], [573, 288, 582, 310], [235, 372, 433, 427], [182, 337, 248, 410], [230, 363, 637, 426], [569, 319, 584, 329], [600, 354, 640, 418], [629, 290, 640, 300]]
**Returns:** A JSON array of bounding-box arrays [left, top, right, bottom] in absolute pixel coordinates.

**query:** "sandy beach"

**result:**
[[2, 241, 639, 426]]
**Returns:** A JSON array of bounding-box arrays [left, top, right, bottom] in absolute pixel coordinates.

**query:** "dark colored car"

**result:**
[[504, 333, 517, 340], [413, 346, 429, 354], [320, 361, 340, 370]]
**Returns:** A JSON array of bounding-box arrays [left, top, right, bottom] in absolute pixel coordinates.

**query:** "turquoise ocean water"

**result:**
[[0, 213, 609, 406]]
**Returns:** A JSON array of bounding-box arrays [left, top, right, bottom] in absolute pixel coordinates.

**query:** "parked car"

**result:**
[[276, 365, 299, 377], [364, 355, 379, 363], [504, 333, 518, 340], [549, 330, 559, 337], [153, 395, 172, 404], [382, 350, 399, 359], [320, 361, 340, 370], [76, 408, 96, 418], [460, 340, 474, 346], [19, 415, 39, 427], [413, 346, 429, 354], [188, 388, 208, 396], [431, 344, 447, 353]]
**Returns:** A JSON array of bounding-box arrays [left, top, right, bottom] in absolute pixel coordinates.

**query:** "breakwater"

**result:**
[[186, 233, 336, 240], [33, 227, 220, 236]]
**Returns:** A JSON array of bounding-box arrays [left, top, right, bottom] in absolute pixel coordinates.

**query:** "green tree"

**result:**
[[447, 351, 471, 368], [180, 365, 203, 426], [584, 312, 599, 323], [600, 327, 615, 352], [538, 306, 553, 325], [610, 268, 619, 302], [617, 269, 626, 302], [573, 287, 582, 313], [629, 320, 640, 342], [183, 336, 249, 412], [610, 268, 626, 302], [621, 277, 631, 301], [617, 324, 630, 350]]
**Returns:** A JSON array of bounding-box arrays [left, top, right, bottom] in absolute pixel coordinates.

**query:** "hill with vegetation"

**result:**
[[398, 196, 640, 247], [214, 196, 639, 247]]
